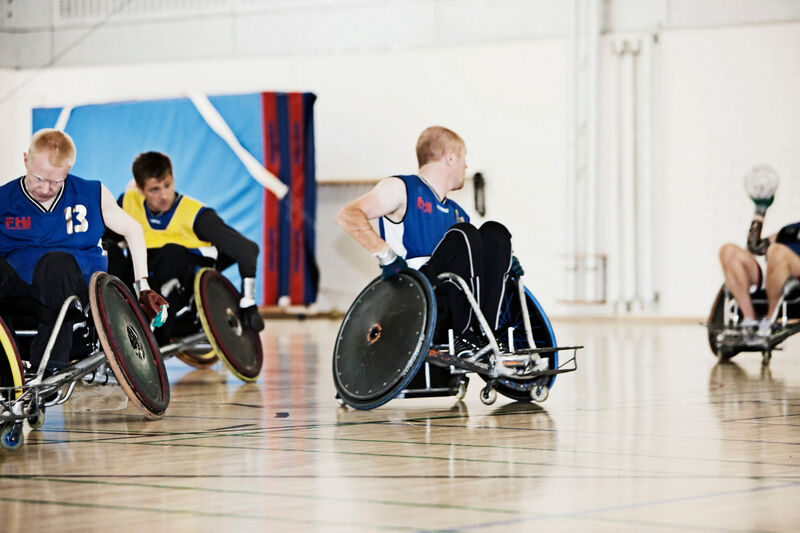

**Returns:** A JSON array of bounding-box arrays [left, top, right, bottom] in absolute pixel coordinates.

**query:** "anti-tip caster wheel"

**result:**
[[762, 350, 772, 366], [1, 422, 24, 452], [335, 393, 346, 408], [531, 384, 549, 402], [479, 386, 497, 406], [455, 380, 468, 400], [28, 408, 45, 430]]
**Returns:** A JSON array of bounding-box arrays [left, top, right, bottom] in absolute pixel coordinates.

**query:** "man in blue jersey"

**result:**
[[336, 125, 522, 345], [0, 129, 167, 373], [719, 220, 800, 336]]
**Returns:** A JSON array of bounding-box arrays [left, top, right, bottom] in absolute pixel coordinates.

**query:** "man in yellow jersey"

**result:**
[[107, 151, 263, 342]]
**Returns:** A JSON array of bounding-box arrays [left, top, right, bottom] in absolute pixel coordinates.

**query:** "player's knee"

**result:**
[[478, 221, 511, 241], [719, 243, 743, 265], [766, 243, 791, 265]]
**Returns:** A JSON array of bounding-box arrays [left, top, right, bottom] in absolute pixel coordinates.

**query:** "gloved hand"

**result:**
[[139, 290, 168, 327], [510, 255, 525, 277], [240, 304, 264, 332], [752, 195, 774, 215], [374, 247, 407, 280], [381, 256, 407, 280], [238, 277, 264, 331], [134, 278, 168, 328]]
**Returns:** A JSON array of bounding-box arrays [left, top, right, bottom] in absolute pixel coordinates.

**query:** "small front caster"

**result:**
[[531, 384, 549, 402], [335, 393, 345, 407], [455, 379, 468, 400], [479, 386, 497, 405], [762, 350, 772, 366], [28, 407, 45, 430], [1, 422, 24, 451]]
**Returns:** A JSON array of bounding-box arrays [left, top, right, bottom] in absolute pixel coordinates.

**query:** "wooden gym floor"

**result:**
[[1, 317, 799, 532]]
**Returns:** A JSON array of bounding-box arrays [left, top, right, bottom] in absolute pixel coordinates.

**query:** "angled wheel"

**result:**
[[0, 316, 24, 402], [333, 270, 436, 410], [90, 272, 170, 420], [174, 348, 218, 369], [487, 279, 558, 402], [194, 268, 263, 382], [707, 285, 738, 361], [0, 422, 23, 452]]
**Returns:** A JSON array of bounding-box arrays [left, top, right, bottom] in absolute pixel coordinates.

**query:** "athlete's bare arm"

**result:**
[[335, 177, 407, 254], [100, 185, 149, 280]]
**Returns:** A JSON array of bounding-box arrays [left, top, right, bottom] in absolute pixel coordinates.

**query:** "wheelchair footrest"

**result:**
[[426, 346, 580, 379]]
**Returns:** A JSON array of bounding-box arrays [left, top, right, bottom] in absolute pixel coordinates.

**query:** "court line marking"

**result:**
[[0, 476, 519, 515], [0, 496, 420, 531], [448, 479, 800, 531]]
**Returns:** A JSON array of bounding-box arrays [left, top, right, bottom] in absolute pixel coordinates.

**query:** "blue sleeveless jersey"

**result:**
[[777, 221, 800, 256], [379, 174, 469, 268], [0, 175, 107, 284]]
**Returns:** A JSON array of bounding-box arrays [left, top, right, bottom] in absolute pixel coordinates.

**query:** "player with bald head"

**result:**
[[337, 125, 524, 348], [0, 129, 167, 373]]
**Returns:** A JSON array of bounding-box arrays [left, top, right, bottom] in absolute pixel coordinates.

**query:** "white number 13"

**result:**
[[65, 204, 89, 234]]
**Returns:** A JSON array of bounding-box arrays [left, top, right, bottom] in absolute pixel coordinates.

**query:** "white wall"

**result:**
[[1, 21, 798, 317]]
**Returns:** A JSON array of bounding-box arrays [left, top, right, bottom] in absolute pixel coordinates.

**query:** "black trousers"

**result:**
[[0, 253, 88, 370], [419, 221, 513, 341]]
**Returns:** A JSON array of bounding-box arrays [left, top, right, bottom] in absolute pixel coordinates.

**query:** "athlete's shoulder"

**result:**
[[0, 176, 22, 193], [176, 192, 206, 209]]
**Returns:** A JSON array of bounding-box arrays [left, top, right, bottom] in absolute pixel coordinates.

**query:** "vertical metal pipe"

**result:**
[[638, 36, 655, 309], [620, 42, 636, 308], [565, 0, 578, 302], [585, 0, 599, 302]]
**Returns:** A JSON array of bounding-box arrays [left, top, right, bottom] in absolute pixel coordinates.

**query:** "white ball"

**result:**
[[744, 164, 779, 200]]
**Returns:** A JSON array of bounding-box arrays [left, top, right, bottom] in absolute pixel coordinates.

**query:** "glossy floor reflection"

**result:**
[[2, 318, 800, 532]]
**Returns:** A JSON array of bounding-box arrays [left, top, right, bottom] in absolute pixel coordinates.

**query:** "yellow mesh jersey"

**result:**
[[122, 189, 212, 250]]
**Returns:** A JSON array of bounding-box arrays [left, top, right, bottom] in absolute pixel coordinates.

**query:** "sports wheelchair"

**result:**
[[0, 272, 170, 451], [333, 270, 581, 410], [706, 277, 800, 366], [156, 267, 263, 383]]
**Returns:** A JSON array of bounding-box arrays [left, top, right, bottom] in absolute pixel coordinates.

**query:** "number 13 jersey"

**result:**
[[0, 175, 107, 284]]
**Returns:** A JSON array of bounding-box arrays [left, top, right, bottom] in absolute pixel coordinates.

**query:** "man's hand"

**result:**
[[134, 278, 169, 327], [510, 255, 525, 277], [238, 277, 264, 331], [240, 305, 265, 332], [381, 256, 408, 280], [374, 247, 407, 280], [139, 290, 168, 326], [752, 195, 774, 215]]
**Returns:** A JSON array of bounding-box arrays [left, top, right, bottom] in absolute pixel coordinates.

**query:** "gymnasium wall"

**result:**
[[0, 20, 798, 317]]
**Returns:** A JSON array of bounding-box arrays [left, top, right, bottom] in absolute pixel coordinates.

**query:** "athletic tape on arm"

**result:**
[[188, 92, 288, 199]]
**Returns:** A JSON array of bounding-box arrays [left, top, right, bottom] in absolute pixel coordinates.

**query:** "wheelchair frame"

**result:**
[[707, 278, 800, 366], [333, 270, 580, 410], [0, 272, 169, 452]]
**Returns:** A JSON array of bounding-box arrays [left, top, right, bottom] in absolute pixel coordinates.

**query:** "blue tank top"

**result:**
[[776, 221, 800, 256], [379, 174, 469, 268], [0, 175, 107, 284]]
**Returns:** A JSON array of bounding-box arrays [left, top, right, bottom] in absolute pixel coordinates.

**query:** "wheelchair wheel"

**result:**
[[333, 270, 436, 410], [487, 279, 558, 402], [194, 268, 263, 382], [706, 285, 742, 361], [0, 316, 24, 402], [174, 348, 218, 369], [90, 272, 170, 419]]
